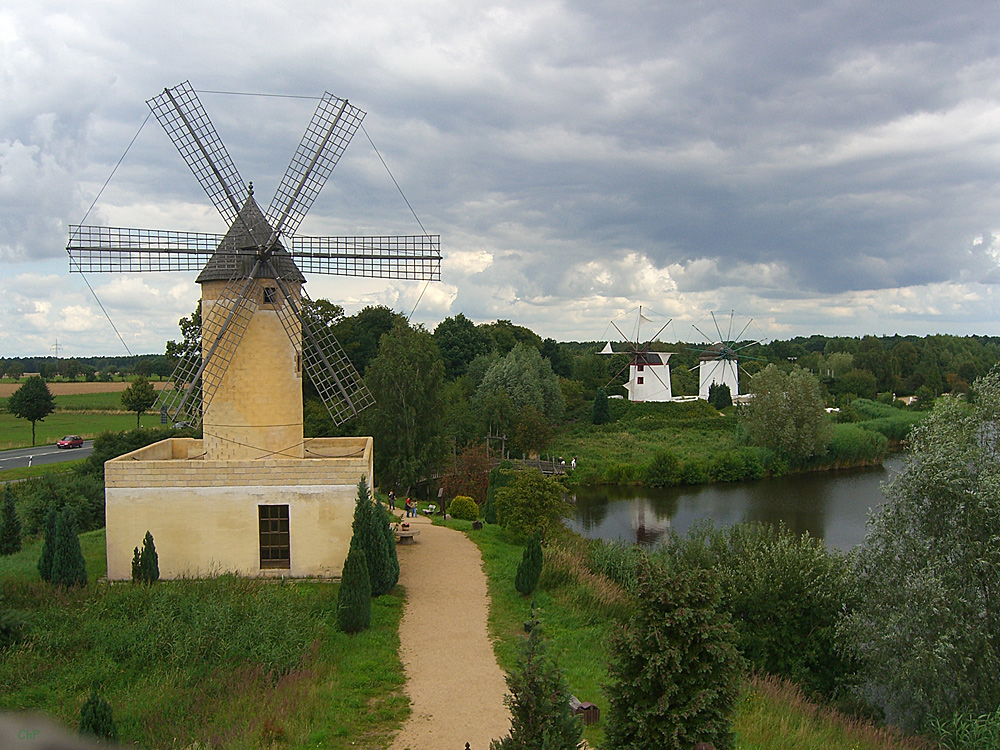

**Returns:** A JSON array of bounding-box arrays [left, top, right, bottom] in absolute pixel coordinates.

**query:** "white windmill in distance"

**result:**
[[689, 310, 767, 401], [598, 306, 675, 402]]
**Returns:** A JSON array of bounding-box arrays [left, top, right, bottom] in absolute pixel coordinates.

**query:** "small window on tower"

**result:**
[[637, 365, 644, 372], [262, 287, 278, 306], [637, 377, 644, 385]]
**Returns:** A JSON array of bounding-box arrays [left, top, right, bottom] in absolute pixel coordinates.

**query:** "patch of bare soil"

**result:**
[[390, 516, 511, 750], [0, 381, 169, 397]]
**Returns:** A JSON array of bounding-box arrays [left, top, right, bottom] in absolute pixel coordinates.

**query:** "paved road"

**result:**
[[0, 441, 94, 471]]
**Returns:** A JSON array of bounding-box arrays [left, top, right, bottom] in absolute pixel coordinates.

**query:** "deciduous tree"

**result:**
[[121, 375, 157, 428], [739, 365, 829, 463], [7, 376, 55, 446], [362, 322, 446, 491], [837, 368, 1000, 731]]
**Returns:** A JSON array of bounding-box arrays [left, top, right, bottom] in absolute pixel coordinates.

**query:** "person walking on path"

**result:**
[[390, 516, 510, 750]]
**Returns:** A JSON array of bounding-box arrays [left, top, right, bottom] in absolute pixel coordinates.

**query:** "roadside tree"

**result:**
[[739, 365, 829, 463], [7, 376, 55, 446], [121, 375, 157, 428], [837, 368, 1000, 731]]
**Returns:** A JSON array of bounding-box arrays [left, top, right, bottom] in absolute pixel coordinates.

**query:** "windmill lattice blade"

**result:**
[[155, 337, 204, 426], [147, 81, 248, 226], [269, 282, 375, 425], [266, 94, 366, 239], [155, 274, 259, 426], [290, 235, 441, 279], [68, 226, 222, 272]]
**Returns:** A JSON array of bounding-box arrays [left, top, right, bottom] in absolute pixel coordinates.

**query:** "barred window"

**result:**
[[259, 505, 290, 569]]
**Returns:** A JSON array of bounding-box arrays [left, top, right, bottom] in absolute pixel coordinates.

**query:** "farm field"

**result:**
[[0, 380, 169, 397]]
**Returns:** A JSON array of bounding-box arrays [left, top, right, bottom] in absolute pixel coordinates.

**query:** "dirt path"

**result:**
[[390, 515, 510, 750]]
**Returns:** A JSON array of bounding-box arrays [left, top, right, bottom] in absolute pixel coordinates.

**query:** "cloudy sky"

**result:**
[[3, 0, 1000, 357]]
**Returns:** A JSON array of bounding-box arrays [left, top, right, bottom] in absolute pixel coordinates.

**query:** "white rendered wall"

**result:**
[[698, 359, 740, 400], [625, 362, 673, 402]]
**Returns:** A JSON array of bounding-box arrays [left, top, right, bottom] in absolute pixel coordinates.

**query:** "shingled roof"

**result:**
[[196, 191, 306, 284]]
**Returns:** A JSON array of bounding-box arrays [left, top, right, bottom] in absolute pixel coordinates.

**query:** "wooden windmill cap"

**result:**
[[196, 190, 306, 284]]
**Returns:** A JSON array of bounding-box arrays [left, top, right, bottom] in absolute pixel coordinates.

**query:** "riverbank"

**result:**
[[549, 398, 920, 488]]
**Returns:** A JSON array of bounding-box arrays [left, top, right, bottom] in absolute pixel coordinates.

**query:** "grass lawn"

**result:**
[[0, 530, 408, 749], [0, 461, 85, 483]]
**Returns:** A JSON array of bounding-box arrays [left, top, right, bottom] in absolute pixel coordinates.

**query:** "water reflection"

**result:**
[[566, 457, 905, 550]]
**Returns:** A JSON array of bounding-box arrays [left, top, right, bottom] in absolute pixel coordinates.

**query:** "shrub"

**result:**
[[50, 507, 87, 587], [514, 537, 542, 596], [337, 542, 371, 633], [132, 531, 159, 584], [494, 469, 571, 541], [16, 472, 105, 535], [0, 486, 22, 555], [490, 621, 582, 750], [605, 565, 742, 750], [37, 507, 58, 582], [0, 604, 27, 651], [679, 458, 710, 485], [645, 450, 681, 488], [657, 521, 855, 697], [79, 691, 117, 743], [449, 495, 479, 521]]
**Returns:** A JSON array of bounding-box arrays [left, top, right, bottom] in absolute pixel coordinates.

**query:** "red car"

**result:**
[[56, 435, 84, 449]]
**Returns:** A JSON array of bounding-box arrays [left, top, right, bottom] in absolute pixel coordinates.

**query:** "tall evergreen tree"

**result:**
[[139, 530, 159, 583], [37, 506, 58, 582], [490, 621, 582, 750], [0, 486, 22, 555], [351, 477, 398, 597], [50, 507, 87, 587], [515, 536, 542, 596], [605, 566, 742, 750], [337, 541, 371, 633], [592, 387, 610, 425]]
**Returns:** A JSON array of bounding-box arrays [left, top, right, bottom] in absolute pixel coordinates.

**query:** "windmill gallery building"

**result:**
[[70, 81, 440, 580]]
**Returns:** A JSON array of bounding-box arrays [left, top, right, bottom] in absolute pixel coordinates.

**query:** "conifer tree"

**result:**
[[79, 691, 117, 743], [352, 478, 397, 596], [605, 566, 742, 750], [592, 387, 610, 425], [0, 486, 22, 555], [131, 547, 142, 583], [139, 530, 159, 583], [515, 536, 542, 596], [337, 541, 371, 633], [490, 621, 582, 750], [50, 507, 87, 587], [37, 506, 58, 582]]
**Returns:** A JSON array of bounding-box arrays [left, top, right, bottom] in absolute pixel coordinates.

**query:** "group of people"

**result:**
[[387, 490, 419, 517]]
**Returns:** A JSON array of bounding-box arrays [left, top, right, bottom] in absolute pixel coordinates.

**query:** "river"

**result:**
[[566, 456, 906, 550]]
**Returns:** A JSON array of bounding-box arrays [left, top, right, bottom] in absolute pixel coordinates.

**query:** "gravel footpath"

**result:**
[[389, 515, 510, 750]]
